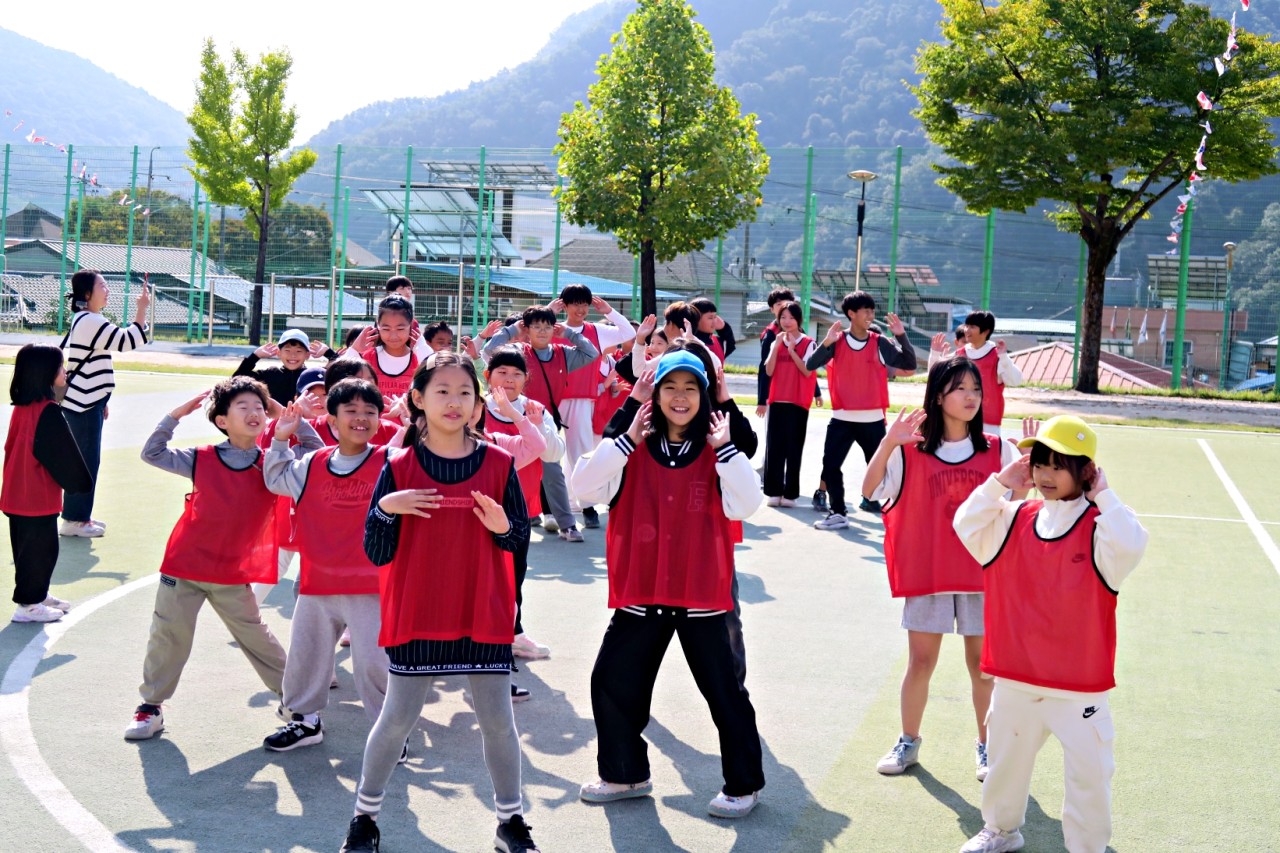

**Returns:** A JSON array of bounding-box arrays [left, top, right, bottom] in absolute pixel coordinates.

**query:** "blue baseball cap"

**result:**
[[296, 367, 326, 395], [653, 351, 708, 389]]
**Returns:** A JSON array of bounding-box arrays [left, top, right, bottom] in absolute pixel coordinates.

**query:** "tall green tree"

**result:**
[[70, 189, 207, 247], [913, 0, 1280, 392], [555, 0, 769, 318], [186, 38, 317, 344], [210, 201, 338, 279]]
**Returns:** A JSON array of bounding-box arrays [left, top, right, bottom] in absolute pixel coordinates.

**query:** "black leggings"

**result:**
[[762, 402, 810, 499], [7, 513, 59, 606]]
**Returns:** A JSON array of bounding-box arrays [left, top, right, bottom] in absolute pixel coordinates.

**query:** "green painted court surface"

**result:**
[[1, 367, 1278, 852]]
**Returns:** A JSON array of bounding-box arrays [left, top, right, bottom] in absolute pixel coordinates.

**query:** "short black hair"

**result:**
[[560, 283, 592, 305], [522, 305, 556, 327], [423, 321, 452, 345], [503, 312, 522, 327], [386, 275, 413, 293], [767, 287, 796, 308], [841, 291, 875, 315], [965, 310, 995, 336], [376, 295, 415, 325], [326, 377, 384, 416], [663, 300, 701, 330], [344, 326, 364, 348], [690, 297, 717, 315], [324, 355, 375, 391], [9, 344, 64, 405], [207, 376, 269, 434], [486, 345, 528, 376], [1029, 441, 1093, 491], [954, 325, 968, 343]]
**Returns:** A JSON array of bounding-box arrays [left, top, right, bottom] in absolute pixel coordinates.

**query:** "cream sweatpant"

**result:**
[[981, 680, 1116, 853], [559, 397, 596, 512]]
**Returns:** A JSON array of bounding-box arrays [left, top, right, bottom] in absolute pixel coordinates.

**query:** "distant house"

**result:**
[[0, 240, 366, 331], [1010, 341, 1209, 390], [3, 202, 63, 245], [527, 237, 751, 332]]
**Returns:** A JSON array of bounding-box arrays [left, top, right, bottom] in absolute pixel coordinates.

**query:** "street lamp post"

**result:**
[[1220, 241, 1236, 390], [847, 170, 878, 294]]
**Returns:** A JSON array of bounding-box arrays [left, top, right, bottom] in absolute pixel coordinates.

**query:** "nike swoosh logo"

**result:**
[[1083, 706, 1098, 718]]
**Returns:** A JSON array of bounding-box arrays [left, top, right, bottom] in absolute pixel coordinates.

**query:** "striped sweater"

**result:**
[[60, 311, 149, 412]]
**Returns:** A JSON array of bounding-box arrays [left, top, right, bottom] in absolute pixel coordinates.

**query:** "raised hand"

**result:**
[[352, 326, 377, 354], [135, 283, 153, 310], [169, 390, 211, 420], [379, 488, 442, 518], [714, 364, 731, 403], [1018, 417, 1039, 455], [823, 322, 844, 347], [1084, 464, 1108, 500], [308, 340, 328, 359], [636, 313, 657, 341], [930, 331, 952, 356], [408, 324, 422, 349], [996, 455, 1034, 492], [548, 298, 566, 315], [296, 391, 323, 419], [472, 490, 511, 534], [480, 319, 504, 340], [553, 322, 569, 338], [590, 295, 614, 315], [886, 407, 926, 446], [266, 397, 285, 420], [630, 369, 657, 404], [525, 399, 546, 422], [388, 394, 410, 426], [490, 383, 519, 421], [274, 402, 303, 440], [462, 335, 480, 359], [681, 318, 694, 341], [996, 338, 1008, 354], [707, 410, 731, 449], [627, 400, 653, 444], [886, 313, 906, 336], [254, 343, 280, 359]]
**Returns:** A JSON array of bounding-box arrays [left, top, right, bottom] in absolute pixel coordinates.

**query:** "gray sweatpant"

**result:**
[[541, 458, 575, 528], [140, 577, 287, 705], [355, 673, 523, 821], [283, 593, 387, 722]]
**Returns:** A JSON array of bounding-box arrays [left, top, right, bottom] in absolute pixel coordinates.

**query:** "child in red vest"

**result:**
[[572, 350, 766, 819], [126, 377, 302, 741], [338, 351, 536, 853], [690, 296, 736, 364], [260, 379, 393, 754], [952, 311, 1023, 437], [482, 304, 599, 542], [805, 291, 917, 529], [862, 358, 1018, 781], [2, 344, 91, 623], [762, 301, 819, 506], [357, 296, 420, 398], [954, 416, 1147, 853], [483, 346, 563, 675]]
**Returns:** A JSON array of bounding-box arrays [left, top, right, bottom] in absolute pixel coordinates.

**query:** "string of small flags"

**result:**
[[1170, 0, 1250, 253], [1, 108, 151, 217]]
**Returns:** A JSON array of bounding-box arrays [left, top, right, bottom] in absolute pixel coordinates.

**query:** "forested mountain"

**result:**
[[0, 28, 190, 147]]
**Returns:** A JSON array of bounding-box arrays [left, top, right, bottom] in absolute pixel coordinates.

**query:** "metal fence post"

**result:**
[[1171, 195, 1195, 390], [57, 146, 74, 333]]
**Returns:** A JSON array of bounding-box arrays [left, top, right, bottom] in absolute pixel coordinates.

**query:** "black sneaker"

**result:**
[[811, 489, 828, 512], [511, 683, 531, 703], [582, 507, 600, 529], [859, 497, 883, 515], [264, 714, 323, 751], [340, 814, 380, 853], [495, 814, 539, 853]]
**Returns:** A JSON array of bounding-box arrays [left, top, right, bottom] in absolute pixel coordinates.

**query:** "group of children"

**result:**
[[1, 271, 1147, 853]]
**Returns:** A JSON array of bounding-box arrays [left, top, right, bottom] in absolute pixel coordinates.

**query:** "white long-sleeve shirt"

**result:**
[[566, 310, 637, 352], [952, 474, 1149, 699], [572, 435, 763, 521]]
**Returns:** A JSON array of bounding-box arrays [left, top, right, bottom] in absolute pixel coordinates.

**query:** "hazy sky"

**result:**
[[4, 0, 604, 140]]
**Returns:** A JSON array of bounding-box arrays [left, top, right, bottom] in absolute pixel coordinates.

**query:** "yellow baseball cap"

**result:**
[[1017, 415, 1097, 460]]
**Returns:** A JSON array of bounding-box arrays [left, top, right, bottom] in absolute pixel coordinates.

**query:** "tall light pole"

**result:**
[[1220, 241, 1236, 389], [142, 146, 161, 246], [847, 170, 878, 293]]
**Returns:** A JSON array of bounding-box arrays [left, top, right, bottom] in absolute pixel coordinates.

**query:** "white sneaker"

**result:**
[[976, 740, 989, 782], [779, 498, 798, 508], [512, 633, 550, 660], [876, 734, 922, 775], [579, 778, 653, 803], [12, 603, 64, 623], [41, 595, 72, 612], [813, 512, 850, 530], [766, 496, 782, 507], [58, 519, 104, 538], [708, 790, 759, 818], [541, 515, 560, 533], [960, 827, 1024, 853], [124, 704, 164, 740]]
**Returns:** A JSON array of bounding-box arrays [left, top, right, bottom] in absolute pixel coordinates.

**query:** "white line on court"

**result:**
[[1197, 438, 1280, 578], [0, 574, 158, 853], [1137, 513, 1280, 526]]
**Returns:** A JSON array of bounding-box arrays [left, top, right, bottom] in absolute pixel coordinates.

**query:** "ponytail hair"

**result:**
[[402, 350, 486, 447], [68, 269, 99, 312]]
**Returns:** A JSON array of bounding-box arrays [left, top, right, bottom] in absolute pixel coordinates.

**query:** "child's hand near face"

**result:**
[[274, 402, 303, 441], [170, 390, 211, 420], [627, 400, 653, 444], [254, 343, 280, 359], [525, 399, 545, 423], [707, 411, 731, 449], [996, 455, 1034, 492]]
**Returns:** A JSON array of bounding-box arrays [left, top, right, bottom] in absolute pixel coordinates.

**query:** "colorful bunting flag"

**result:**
[[1159, 312, 1168, 349], [1110, 306, 1117, 334], [1197, 91, 1214, 110], [1195, 135, 1208, 171], [1215, 57, 1227, 76], [1138, 312, 1149, 345]]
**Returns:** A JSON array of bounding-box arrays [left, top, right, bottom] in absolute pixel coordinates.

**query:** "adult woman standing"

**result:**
[[58, 269, 151, 537]]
